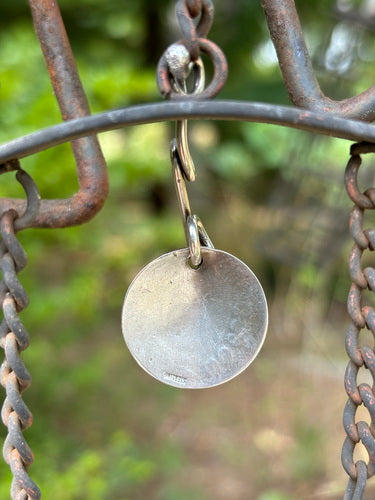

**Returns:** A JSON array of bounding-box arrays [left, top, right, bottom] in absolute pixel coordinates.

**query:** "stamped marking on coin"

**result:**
[[163, 373, 188, 385], [121, 247, 268, 389]]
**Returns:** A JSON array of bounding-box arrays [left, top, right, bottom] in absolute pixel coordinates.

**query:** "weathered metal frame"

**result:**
[[261, 0, 375, 121], [4, 0, 109, 229], [1, 101, 375, 164], [0, 0, 374, 231]]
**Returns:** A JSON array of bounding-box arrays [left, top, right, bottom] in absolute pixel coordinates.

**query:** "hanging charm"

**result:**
[[122, 137, 268, 388], [122, 2, 267, 388], [122, 245, 268, 389]]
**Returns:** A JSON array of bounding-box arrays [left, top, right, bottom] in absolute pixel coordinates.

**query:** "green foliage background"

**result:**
[[0, 0, 374, 498]]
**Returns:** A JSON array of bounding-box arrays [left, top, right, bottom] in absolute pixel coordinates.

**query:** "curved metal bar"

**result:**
[[261, 0, 375, 122], [0, 101, 375, 172], [18, 0, 109, 228]]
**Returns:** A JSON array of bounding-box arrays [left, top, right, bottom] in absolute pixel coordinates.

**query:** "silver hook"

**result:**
[[166, 51, 205, 182], [187, 215, 201, 268], [171, 141, 213, 268]]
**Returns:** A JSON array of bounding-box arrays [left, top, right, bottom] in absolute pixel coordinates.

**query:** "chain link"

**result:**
[[343, 142, 375, 499], [156, 0, 227, 100], [0, 166, 41, 499], [175, 0, 214, 61], [170, 137, 213, 268]]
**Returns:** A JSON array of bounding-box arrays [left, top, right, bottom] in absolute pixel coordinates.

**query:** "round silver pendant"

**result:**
[[121, 248, 268, 389]]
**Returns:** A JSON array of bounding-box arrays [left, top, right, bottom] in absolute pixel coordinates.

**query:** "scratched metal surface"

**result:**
[[122, 248, 268, 389]]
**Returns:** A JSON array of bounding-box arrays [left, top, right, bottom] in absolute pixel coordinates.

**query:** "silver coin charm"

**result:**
[[121, 247, 268, 389]]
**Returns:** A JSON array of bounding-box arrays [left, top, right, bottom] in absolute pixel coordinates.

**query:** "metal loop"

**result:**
[[343, 398, 360, 443], [186, 214, 214, 267], [0, 167, 40, 233], [359, 385, 375, 431], [171, 141, 214, 258], [357, 421, 375, 478], [4, 372, 32, 430], [6, 411, 34, 465], [366, 229, 375, 250], [342, 436, 357, 480], [350, 142, 375, 156], [349, 206, 369, 250], [345, 460, 368, 500], [3, 296, 30, 352], [196, 216, 214, 248], [165, 43, 192, 83], [345, 154, 375, 210], [363, 306, 375, 338], [0, 160, 20, 176], [157, 38, 228, 100], [0, 211, 27, 272], [0, 177, 40, 497], [364, 267, 375, 293], [14, 169, 41, 231], [8, 448, 41, 499], [171, 57, 205, 96], [1, 256, 29, 311], [347, 283, 366, 329], [187, 214, 201, 268], [176, 0, 214, 60], [4, 334, 31, 389], [186, 0, 202, 18], [344, 361, 362, 406], [361, 345, 375, 380], [353, 461, 368, 499], [345, 323, 363, 367], [348, 246, 367, 290]]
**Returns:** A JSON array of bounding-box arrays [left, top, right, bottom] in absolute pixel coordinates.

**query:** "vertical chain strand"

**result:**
[[0, 168, 41, 499], [343, 142, 375, 499]]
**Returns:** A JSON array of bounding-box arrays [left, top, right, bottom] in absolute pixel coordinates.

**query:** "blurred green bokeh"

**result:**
[[0, 1, 374, 498]]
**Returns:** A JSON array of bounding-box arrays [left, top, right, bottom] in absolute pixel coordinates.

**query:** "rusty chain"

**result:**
[[175, 0, 214, 61], [343, 142, 375, 499], [0, 164, 41, 500]]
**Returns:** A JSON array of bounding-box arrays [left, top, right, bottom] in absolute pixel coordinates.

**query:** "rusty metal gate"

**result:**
[[1, 0, 375, 499]]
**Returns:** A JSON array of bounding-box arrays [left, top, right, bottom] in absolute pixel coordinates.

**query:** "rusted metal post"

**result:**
[[0, 0, 109, 229], [261, 0, 375, 121]]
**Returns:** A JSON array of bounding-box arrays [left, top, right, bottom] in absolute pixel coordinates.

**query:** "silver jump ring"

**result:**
[[176, 120, 196, 182], [196, 216, 214, 248], [171, 57, 205, 95], [187, 214, 201, 268]]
